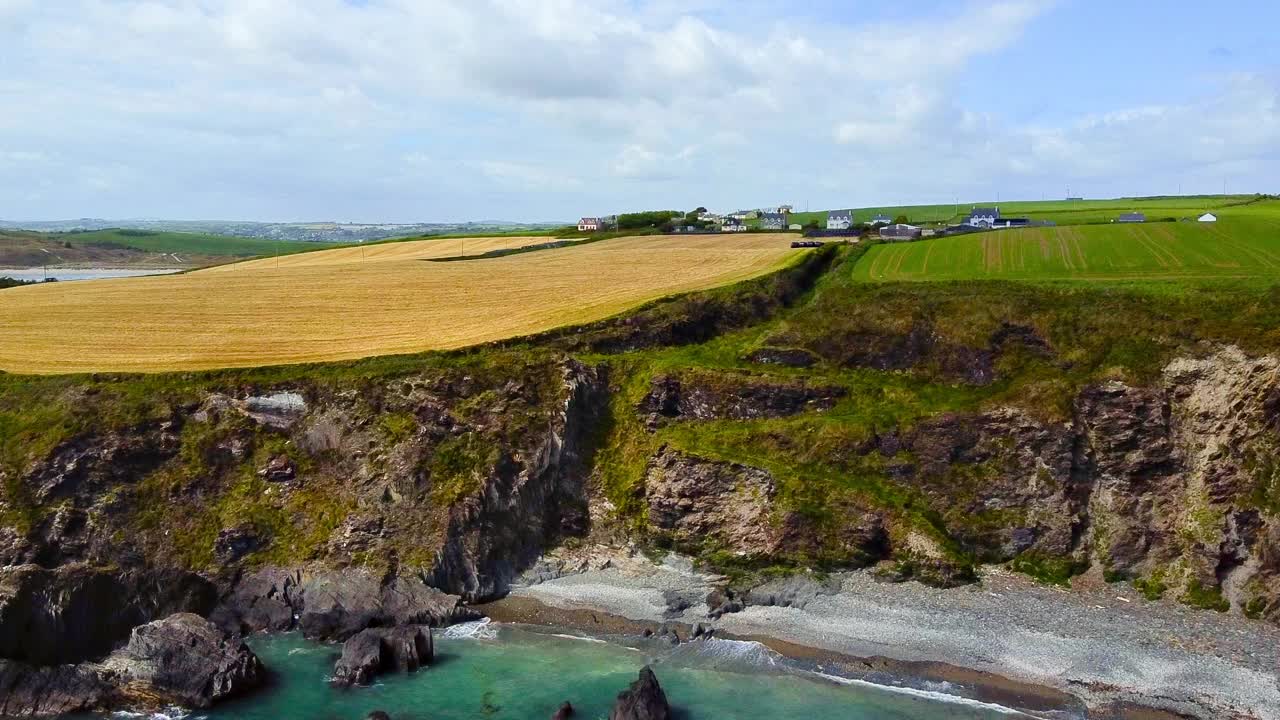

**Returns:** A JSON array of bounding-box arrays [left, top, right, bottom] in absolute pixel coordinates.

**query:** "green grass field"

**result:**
[[50, 229, 326, 257], [789, 194, 1262, 229], [852, 199, 1280, 284]]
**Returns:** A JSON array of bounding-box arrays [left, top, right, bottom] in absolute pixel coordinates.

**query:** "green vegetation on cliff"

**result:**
[[3, 231, 1280, 618]]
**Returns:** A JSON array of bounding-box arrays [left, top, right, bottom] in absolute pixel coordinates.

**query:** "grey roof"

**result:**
[[969, 207, 1000, 217], [1118, 212, 1146, 222], [871, 213, 892, 222], [828, 210, 853, 220], [760, 212, 787, 222]]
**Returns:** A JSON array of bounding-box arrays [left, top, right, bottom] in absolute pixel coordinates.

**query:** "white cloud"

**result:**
[[0, 0, 1275, 221]]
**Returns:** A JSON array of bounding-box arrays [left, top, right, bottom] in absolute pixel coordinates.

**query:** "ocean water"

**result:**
[[172, 622, 1035, 720], [0, 268, 184, 282]]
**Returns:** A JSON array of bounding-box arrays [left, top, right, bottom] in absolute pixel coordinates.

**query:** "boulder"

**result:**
[[552, 700, 575, 719], [331, 630, 386, 688], [258, 454, 296, 482], [243, 392, 307, 429], [101, 613, 263, 709], [365, 712, 392, 720], [331, 626, 433, 688], [609, 666, 670, 720], [743, 575, 841, 611]]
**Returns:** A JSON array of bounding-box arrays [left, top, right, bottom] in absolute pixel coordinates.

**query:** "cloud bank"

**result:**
[[0, 0, 1275, 221]]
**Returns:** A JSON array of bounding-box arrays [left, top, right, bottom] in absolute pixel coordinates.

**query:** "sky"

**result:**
[[1, 0, 1278, 223]]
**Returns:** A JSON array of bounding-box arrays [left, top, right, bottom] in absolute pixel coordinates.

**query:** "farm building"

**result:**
[[1199, 213, 1218, 223], [880, 223, 922, 241], [578, 217, 601, 232], [992, 217, 1032, 229], [827, 210, 854, 231], [966, 207, 1000, 228], [1118, 212, 1146, 223], [871, 213, 893, 225], [760, 212, 788, 230]]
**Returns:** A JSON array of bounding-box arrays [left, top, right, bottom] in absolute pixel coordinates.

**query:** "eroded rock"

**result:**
[[100, 613, 263, 709], [644, 448, 781, 556], [331, 625, 433, 688], [609, 666, 670, 720]]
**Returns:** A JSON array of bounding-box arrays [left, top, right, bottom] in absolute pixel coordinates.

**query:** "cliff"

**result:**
[[2, 244, 1280, 715]]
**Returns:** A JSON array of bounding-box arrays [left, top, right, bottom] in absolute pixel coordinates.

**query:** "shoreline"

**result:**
[[477, 550, 1280, 720], [479, 595, 1089, 719]]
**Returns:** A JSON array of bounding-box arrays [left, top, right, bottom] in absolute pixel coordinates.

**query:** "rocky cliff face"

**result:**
[[0, 354, 609, 714], [3, 282, 1280, 715], [635, 347, 1280, 619]]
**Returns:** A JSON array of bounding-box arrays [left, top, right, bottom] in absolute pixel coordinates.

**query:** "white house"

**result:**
[[722, 218, 748, 233], [871, 213, 893, 225], [760, 212, 787, 230], [578, 217, 601, 232], [966, 207, 1000, 228], [827, 210, 853, 231], [1199, 213, 1218, 223]]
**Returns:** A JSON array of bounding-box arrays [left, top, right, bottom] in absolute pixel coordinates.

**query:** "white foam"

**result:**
[[442, 618, 498, 640], [548, 632, 610, 644], [809, 671, 1040, 717], [667, 638, 784, 671]]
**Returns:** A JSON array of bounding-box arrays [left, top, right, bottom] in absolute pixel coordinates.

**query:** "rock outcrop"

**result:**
[[0, 614, 260, 717], [0, 564, 216, 666], [331, 625, 433, 688], [214, 567, 476, 641], [609, 666, 670, 720], [638, 372, 844, 426], [429, 360, 608, 600], [644, 448, 781, 556], [0, 661, 111, 717], [101, 613, 263, 709]]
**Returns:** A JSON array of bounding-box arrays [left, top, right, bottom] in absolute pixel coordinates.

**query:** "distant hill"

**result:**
[[0, 218, 564, 243], [0, 228, 323, 269]]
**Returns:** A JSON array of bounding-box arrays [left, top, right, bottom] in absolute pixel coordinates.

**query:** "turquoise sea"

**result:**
[[157, 620, 1049, 720]]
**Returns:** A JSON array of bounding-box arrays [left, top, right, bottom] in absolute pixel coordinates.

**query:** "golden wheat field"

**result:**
[[0, 234, 802, 373]]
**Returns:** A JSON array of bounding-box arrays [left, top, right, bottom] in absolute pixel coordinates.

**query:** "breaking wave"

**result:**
[[441, 618, 498, 640]]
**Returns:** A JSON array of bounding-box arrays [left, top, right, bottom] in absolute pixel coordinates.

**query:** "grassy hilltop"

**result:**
[[787, 194, 1258, 228], [854, 198, 1280, 284]]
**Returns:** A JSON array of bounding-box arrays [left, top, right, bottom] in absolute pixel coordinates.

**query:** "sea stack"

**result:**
[[609, 666, 670, 720]]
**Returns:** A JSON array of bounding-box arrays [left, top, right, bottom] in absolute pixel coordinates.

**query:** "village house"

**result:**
[[760, 212, 787, 230], [966, 207, 1000, 228], [827, 210, 853, 231], [880, 223, 922, 241], [1118, 212, 1146, 223], [722, 217, 748, 232], [577, 217, 601, 232], [871, 213, 893, 225], [778, 204, 794, 214]]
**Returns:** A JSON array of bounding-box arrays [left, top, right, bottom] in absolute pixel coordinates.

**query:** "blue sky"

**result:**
[[0, 0, 1277, 223]]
